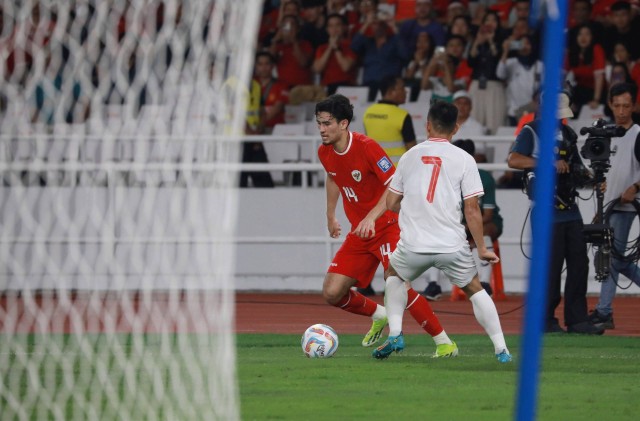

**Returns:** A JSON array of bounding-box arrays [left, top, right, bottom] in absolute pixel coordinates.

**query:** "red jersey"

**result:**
[[318, 132, 396, 231], [315, 40, 358, 86], [565, 44, 606, 90], [258, 78, 290, 127], [274, 40, 314, 88]]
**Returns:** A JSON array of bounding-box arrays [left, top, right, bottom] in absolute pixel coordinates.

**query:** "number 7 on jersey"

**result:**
[[421, 156, 442, 203]]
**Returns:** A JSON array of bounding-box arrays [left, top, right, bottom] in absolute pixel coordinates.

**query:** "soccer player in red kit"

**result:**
[[315, 94, 458, 356]]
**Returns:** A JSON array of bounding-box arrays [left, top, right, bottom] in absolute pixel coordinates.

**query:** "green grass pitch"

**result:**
[[238, 333, 640, 421], [2, 333, 638, 420]]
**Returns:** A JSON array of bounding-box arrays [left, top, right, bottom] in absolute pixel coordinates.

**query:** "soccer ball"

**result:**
[[301, 324, 339, 358]]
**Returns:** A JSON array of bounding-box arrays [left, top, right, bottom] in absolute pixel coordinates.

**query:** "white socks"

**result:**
[[384, 276, 407, 336], [372, 304, 387, 321], [469, 289, 508, 354]]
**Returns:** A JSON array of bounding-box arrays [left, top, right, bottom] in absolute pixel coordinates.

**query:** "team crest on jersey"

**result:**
[[351, 170, 362, 182], [377, 157, 392, 172]]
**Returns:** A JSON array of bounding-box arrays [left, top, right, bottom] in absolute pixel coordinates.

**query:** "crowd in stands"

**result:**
[[257, 0, 640, 136]]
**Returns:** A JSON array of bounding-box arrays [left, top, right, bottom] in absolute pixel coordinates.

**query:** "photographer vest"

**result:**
[[604, 124, 640, 211]]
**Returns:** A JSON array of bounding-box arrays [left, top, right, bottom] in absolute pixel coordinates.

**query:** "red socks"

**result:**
[[406, 288, 444, 337], [335, 289, 378, 317]]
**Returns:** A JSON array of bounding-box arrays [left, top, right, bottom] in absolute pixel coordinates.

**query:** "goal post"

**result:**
[[0, 1, 263, 419]]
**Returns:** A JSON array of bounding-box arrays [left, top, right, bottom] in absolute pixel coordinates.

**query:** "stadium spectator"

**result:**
[[377, 100, 511, 362], [363, 76, 416, 164], [402, 31, 434, 101], [398, 0, 447, 51], [350, 9, 409, 101], [496, 35, 543, 126], [259, 0, 303, 48], [447, 15, 474, 58], [564, 24, 606, 115], [312, 13, 358, 95], [326, 0, 359, 34], [222, 74, 274, 188], [507, 92, 604, 334], [268, 14, 314, 88], [315, 93, 459, 357], [299, 0, 328, 49], [507, 0, 530, 27], [468, 10, 507, 134], [487, 0, 514, 25], [451, 91, 488, 139], [590, 83, 640, 330], [254, 51, 290, 132], [602, 1, 640, 61], [444, 1, 468, 27], [567, 0, 604, 45], [420, 35, 472, 102]]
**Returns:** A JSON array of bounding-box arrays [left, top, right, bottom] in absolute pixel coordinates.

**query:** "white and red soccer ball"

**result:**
[[301, 324, 339, 358]]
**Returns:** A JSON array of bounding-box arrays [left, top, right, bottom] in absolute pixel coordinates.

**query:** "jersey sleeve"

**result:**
[[364, 140, 395, 185], [461, 155, 484, 199]]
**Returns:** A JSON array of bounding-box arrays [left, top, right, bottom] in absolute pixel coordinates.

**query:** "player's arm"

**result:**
[[386, 189, 403, 213], [325, 175, 342, 238], [464, 195, 499, 263], [354, 188, 390, 239]]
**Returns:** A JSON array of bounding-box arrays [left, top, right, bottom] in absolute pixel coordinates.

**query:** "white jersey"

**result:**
[[389, 137, 484, 253]]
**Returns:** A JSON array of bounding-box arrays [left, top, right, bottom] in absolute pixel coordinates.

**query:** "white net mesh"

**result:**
[[0, 1, 262, 419]]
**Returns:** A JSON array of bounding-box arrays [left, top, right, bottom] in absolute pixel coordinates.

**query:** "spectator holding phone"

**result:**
[[468, 10, 507, 134], [497, 35, 543, 126]]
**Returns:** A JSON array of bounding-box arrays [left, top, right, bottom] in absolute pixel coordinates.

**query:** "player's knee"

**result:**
[[322, 288, 343, 306]]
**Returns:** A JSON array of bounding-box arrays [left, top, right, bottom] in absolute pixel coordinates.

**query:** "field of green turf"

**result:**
[[2, 333, 637, 420], [238, 333, 640, 421]]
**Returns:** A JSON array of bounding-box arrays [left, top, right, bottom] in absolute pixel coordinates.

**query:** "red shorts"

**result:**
[[327, 223, 400, 288]]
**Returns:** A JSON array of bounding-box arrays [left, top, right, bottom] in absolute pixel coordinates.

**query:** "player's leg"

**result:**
[[445, 246, 511, 362], [324, 237, 388, 346], [372, 264, 406, 359], [378, 226, 454, 351], [323, 272, 382, 317]]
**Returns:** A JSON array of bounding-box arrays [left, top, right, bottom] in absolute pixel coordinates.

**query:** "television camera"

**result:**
[[579, 119, 626, 280]]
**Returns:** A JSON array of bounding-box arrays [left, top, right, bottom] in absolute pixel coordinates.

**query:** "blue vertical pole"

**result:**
[[516, 1, 568, 421]]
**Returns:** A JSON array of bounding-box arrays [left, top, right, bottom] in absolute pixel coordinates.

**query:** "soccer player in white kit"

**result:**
[[372, 100, 512, 363]]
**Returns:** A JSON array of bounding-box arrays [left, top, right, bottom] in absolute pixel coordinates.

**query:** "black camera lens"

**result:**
[[589, 140, 605, 156]]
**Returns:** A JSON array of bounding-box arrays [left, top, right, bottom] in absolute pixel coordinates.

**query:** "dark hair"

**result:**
[[427, 100, 458, 134], [568, 24, 595, 67], [255, 50, 276, 64], [453, 139, 476, 156], [326, 13, 348, 26], [609, 82, 638, 103], [446, 34, 467, 46], [611, 1, 631, 12], [315, 94, 354, 123], [379, 76, 401, 96]]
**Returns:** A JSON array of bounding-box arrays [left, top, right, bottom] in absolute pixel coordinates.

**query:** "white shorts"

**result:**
[[389, 243, 477, 288]]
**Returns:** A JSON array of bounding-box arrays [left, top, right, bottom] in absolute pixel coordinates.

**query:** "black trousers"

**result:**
[[240, 142, 274, 188], [547, 219, 589, 327]]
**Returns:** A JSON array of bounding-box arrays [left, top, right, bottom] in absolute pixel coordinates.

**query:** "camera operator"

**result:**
[[589, 83, 640, 330], [507, 91, 604, 335]]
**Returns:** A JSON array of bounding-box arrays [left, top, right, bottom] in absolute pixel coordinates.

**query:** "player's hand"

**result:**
[[328, 217, 342, 238], [478, 248, 500, 264], [354, 218, 376, 239]]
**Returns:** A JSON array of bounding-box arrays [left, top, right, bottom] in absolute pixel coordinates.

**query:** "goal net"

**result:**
[[0, 1, 262, 419]]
